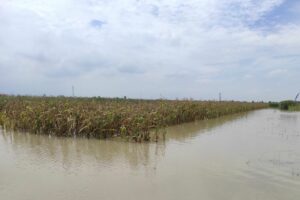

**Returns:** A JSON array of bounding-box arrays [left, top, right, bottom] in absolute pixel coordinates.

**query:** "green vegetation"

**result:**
[[288, 104, 300, 111], [268, 101, 279, 108], [272, 100, 300, 111], [279, 100, 296, 110], [0, 95, 267, 142]]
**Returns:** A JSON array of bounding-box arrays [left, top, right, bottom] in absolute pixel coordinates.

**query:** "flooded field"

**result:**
[[1, 109, 300, 200]]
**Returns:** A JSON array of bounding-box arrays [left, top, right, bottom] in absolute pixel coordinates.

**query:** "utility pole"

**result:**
[[72, 85, 75, 97], [295, 92, 300, 102], [219, 92, 222, 102]]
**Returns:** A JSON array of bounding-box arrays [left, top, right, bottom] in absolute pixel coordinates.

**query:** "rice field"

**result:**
[[0, 95, 267, 142]]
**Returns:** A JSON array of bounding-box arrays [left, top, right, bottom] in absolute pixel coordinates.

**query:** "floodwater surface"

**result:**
[[0, 109, 300, 200]]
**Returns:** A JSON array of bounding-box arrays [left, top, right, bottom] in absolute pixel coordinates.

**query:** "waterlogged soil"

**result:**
[[0, 109, 300, 200]]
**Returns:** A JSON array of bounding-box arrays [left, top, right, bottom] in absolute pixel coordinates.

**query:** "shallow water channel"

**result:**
[[1, 109, 300, 200]]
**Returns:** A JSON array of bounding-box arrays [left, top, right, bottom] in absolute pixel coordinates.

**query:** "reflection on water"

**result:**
[[1, 109, 300, 200], [165, 112, 249, 142], [0, 130, 166, 174]]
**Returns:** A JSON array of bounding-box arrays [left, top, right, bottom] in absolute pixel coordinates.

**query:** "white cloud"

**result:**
[[0, 0, 299, 101], [267, 68, 287, 77]]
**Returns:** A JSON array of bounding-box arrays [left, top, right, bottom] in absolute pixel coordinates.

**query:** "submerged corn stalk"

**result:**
[[0, 95, 267, 142]]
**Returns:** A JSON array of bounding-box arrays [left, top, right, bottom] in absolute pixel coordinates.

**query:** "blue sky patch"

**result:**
[[90, 19, 105, 28], [250, 0, 300, 30]]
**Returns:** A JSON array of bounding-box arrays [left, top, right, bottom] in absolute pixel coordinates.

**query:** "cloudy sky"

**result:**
[[0, 0, 300, 101]]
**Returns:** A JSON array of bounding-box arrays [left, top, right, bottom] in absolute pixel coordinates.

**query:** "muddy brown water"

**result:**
[[0, 109, 300, 200]]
